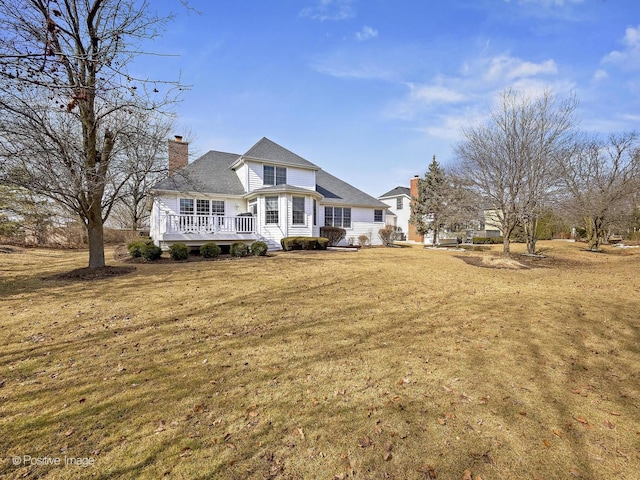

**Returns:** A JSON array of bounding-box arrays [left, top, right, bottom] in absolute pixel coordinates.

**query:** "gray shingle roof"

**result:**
[[154, 138, 386, 209], [316, 170, 387, 208], [379, 186, 411, 198], [241, 137, 319, 169], [153, 151, 244, 195]]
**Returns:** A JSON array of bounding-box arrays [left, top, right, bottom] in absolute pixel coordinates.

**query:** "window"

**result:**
[[211, 200, 225, 215], [249, 200, 257, 216], [292, 197, 305, 225], [374, 209, 383, 222], [324, 207, 351, 228], [265, 196, 279, 224], [179, 198, 194, 215], [196, 199, 209, 216], [264, 165, 286, 185], [397, 197, 403, 210]]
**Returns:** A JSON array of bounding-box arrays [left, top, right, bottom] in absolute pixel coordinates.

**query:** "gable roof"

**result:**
[[153, 150, 244, 195], [379, 186, 411, 198], [234, 137, 319, 170]]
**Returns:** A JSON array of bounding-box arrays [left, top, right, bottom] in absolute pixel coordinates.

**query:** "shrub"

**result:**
[[200, 242, 221, 259], [230, 242, 249, 257], [127, 238, 153, 258], [250, 241, 268, 256], [378, 225, 402, 246], [358, 234, 371, 247], [169, 243, 189, 261], [319, 226, 346, 246], [141, 243, 162, 261], [280, 237, 329, 251], [472, 236, 503, 245]]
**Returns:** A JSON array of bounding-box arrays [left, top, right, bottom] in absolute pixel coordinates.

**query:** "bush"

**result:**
[[378, 225, 402, 246], [230, 242, 249, 257], [280, 237, 329, 251], [358, 234, 371, 247], [472, 236, 503, 244], [319, 226, 346, 246], [200, 242, 221, 259], [141, 244, 162, 261], [169, 243, 189, 261], [250, 241, 268, 256], [127, 238, 153, 258]]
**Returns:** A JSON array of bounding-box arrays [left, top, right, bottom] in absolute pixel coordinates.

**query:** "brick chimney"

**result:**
[[408, 175, 424, 243], [168, 135, 188, 174]]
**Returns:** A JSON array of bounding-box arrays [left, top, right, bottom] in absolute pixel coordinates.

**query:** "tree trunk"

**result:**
[[502, 234, 511, 257], [525, 217, 538, 254], [87, 203, 106, 269]]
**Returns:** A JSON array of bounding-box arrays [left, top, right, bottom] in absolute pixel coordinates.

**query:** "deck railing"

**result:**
[[164, 214, 256, 234]]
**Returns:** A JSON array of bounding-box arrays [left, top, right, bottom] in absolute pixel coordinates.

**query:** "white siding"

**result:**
[[245, 160, 316, 192], [380, 195, 411, 238], [286, 195, 314, 237], [317, 205, 385, 246], [286, 168, 315, 189], [247, 161, 262, 192], [235, 163, 248, 192], [150, 194, 178, 245]]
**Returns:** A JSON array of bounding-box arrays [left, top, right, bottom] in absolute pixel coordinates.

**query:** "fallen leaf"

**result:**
[[194, 403, 205, 414], [543, 439, 550, 448], [603, 419, 615, 429], [297, 427, 305, 439], [248, 410, 258, 417], [552, 429, 562, 438], [358, 436, 374, 448], [462, 469, 472, 480], [64, 428, 74, 437], [437, 417, 446, 425], [574, 416, 588, 425], [180, 447, 191, 458], [383, 452, 392, 461], [569, 465, 580, 477], [609, 411, 621, 416]]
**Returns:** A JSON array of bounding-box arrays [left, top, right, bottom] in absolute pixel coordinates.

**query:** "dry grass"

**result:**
[[1, 242, 638, 479]]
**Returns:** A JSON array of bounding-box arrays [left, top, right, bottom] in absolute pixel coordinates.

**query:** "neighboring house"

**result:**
[[378, 186, 410, 241], [150, 137, 389, 250]]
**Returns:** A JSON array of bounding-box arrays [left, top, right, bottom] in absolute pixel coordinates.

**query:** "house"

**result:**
[[378, 186, 411, 241], [149, 137, 389, 250]]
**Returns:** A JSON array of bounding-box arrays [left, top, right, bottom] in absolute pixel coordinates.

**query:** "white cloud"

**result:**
[[485, 55, 557, 82], [408, 84, 466, 104], [592, 69, 608, 82], [300, 0, 355, 21], [603, 25, 640, 69], [356, 26, 378, 41]]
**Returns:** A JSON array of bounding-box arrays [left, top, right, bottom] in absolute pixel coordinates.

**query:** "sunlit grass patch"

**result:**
[[1, 241, 638, 479]]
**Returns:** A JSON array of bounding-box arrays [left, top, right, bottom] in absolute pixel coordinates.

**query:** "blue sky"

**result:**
[[136, 0, 640, 197]]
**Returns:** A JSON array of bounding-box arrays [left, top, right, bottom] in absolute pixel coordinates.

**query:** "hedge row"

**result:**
[[472, 236, 504, 244], [280, 236, 329, 251], [127, 240, 269, 261]]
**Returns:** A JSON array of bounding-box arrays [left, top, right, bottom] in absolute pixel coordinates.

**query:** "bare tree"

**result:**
[[0, 0, 182, 268], [455, 89, 578, 256], [108, 114, 175, 230], [557, 132, 640, 250]]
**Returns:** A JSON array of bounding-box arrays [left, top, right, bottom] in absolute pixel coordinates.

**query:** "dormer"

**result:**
[[230, 137, 320, 194]]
